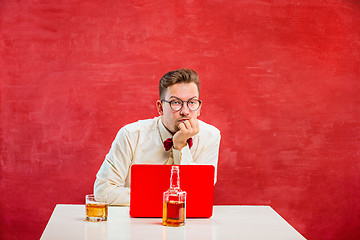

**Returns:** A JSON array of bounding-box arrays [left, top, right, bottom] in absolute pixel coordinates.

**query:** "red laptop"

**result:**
[[129, 164, 215, 218]]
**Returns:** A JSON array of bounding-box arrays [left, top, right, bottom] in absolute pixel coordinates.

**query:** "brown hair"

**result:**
[[159, 68, 200, 99]]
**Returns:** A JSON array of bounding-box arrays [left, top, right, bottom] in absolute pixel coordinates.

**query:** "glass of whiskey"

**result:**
[[163, 166, 187, 227], [85, 194, 108, 222]]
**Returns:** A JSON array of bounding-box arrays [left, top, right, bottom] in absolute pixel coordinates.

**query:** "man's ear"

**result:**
[[156, 100, 163, 115]]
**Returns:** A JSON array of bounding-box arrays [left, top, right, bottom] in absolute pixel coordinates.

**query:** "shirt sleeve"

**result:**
[[94, 128, 134, 206], [172, 130, 221, 183]]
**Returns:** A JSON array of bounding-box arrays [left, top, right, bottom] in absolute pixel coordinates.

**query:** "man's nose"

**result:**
[[180, 103, 190, 115]]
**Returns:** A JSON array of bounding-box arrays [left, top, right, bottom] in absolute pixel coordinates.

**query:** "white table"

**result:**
[[40, 205, 306, 240]]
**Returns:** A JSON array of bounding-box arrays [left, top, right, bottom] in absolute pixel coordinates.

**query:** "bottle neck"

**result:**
[[170, 167, 180, 189]]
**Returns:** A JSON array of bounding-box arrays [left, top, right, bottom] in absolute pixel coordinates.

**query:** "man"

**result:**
[[94, 68, 221, 205]]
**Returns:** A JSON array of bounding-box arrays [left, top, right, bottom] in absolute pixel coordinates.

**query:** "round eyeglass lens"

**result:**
[[187, 100, 200, 111]]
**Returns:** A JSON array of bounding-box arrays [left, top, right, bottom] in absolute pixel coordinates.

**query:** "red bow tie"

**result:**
[[163, 138, 193, 151]]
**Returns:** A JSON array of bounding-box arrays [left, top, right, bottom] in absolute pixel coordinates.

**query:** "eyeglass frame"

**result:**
[[161, 97, 202, 112]]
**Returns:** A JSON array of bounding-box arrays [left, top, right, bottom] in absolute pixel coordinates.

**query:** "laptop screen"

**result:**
[[130, 164, 215, 218]]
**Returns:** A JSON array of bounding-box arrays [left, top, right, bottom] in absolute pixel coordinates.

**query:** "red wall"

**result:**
[[1, 1, 359, 239]]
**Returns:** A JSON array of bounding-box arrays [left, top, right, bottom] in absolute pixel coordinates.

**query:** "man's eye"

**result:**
[[189, 100, 197, 105], [171, 101, 182, 105]]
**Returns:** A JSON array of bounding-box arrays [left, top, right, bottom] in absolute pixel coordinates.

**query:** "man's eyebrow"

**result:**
[[169, 96, 199, 100]]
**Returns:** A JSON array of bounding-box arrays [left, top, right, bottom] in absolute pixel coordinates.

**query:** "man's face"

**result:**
[[157, 82, 201, 134]]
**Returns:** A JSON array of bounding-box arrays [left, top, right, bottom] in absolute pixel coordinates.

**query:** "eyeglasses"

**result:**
[[161, 98, 202, 112]]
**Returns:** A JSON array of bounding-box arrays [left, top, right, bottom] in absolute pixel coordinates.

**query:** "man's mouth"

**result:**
[[178, 118, 189, 123]]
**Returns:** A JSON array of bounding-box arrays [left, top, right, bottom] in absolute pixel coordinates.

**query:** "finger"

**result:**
[[178, 122, 186, 131], [183, 120, 192, 130], [189, 118, 198, 129], [187, 119, 199, 135]]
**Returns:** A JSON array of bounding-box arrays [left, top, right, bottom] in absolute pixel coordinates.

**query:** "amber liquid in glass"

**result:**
[[86, 203, 108, 221], [163, 201, 185, 227]]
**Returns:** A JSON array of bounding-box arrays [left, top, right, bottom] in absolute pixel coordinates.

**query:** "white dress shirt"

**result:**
[[94, 116, 221, 205]]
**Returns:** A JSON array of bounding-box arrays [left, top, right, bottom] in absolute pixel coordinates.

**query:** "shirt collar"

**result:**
[[158, 117, 173, 142]]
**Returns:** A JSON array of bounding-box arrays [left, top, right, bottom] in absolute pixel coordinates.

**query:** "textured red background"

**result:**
[[1, 1, 360, 239]]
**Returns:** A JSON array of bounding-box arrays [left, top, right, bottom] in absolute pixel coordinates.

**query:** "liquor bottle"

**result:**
[[162, 166, 187, 227]]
